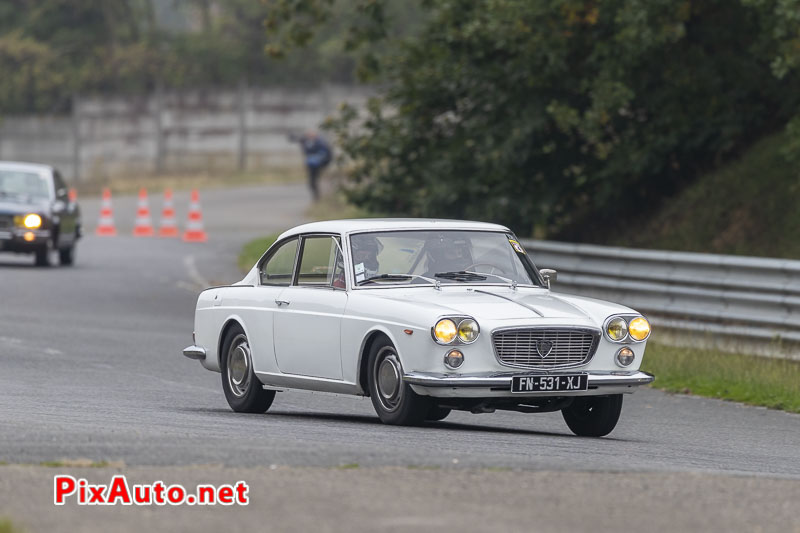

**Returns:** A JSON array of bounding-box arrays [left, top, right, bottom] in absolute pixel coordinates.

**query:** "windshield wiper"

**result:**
[[434, 270, 518, 290], [435, 271, 487, 282], [358, 273, 440, 290]]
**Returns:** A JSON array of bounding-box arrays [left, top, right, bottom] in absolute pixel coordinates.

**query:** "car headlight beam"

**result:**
[[628, 316, 651, 341], [433, 319, 458, 344], [23, 214, 42, 229]]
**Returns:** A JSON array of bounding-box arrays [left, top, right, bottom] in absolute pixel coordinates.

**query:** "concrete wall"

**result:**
[[0, 85, 372, 182]]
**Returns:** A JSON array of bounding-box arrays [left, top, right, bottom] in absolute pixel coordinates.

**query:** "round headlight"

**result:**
[[606, 317, 628, 341], [628, 317, 651, 341], [616, 346, 635, 367], [23, 214, 42, 229], [433, 319, 458, 344], [457, 319, 479, 343], [444, 349, 464, 369]]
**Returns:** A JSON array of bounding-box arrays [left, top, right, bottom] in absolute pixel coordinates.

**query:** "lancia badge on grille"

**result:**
[[535, 340, 554, 358]]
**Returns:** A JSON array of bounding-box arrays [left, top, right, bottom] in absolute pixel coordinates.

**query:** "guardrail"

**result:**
[[520, 240, 800, 358]]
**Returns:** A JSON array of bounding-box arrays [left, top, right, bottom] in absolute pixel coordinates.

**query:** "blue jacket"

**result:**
[[301, 137, 332, 169]]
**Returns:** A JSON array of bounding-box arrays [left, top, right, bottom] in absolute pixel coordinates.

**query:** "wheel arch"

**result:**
[[356, 326, 403, 396], [217, 315, 251, 370]]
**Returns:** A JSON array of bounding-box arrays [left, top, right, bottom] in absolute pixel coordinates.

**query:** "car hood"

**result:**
[[368, 287, 596, 321], [0, 199, 50, 215]]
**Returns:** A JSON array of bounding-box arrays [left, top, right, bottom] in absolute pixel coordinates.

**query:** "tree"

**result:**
[[270, 0, 800, 237]]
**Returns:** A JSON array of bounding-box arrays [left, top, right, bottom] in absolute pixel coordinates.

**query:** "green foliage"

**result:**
[[239, 233, 280, 272], [0, 518, 21, 533], [310, 0, 800, 236], [642, 343, 800, 413], [615, 132, 800, 257]]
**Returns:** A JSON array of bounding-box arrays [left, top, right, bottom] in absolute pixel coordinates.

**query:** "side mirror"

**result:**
[[539, 268, 557, 289]]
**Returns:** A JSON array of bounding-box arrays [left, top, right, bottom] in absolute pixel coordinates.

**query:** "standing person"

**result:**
[[291, 129, 332, 201]]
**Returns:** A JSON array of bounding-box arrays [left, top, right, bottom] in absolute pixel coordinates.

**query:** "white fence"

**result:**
[[521, 240, 800, 360]]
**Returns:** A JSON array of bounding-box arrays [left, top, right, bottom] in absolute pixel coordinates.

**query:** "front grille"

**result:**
[[0, 215, 12, 230], [492, 328, 599, 369]]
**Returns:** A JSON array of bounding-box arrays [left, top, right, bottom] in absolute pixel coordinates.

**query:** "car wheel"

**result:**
[[34, 238, 59, 267], [426, 406, 451, 422], [59, 245, 76, 266], [561, 394, 623, 437], [367, 337, 431, 425], [220, 325, 275, 413]]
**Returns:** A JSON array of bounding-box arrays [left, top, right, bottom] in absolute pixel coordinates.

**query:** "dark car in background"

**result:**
[[0, 162, 81, 266]]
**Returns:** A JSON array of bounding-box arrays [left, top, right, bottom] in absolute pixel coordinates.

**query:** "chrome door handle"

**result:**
[[275, 300, 290, 307]]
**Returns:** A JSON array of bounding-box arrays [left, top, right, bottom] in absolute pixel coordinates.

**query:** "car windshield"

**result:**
[[0, 170, 50, 202], [350, 230, 542, 287]]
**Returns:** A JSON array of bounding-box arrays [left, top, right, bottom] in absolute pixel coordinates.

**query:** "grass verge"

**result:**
[[238, 233, 280, 272], [642, 343, 800, 413], [0, 519, 22, 533]]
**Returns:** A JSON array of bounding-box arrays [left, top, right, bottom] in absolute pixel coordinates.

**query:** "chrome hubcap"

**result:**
[[227, 334, 251, 397], [375, 347, 403, 412]]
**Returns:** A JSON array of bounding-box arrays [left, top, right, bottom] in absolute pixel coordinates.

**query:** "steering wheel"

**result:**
[[463, 262, 507, 276]]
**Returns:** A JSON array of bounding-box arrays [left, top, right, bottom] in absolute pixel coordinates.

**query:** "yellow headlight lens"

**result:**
[[23, 214, 42, 229], [433, 319, 458, 344], [628, 317, 651, 341], [457, 319, 480, 343], [606, 317, 628, 341]]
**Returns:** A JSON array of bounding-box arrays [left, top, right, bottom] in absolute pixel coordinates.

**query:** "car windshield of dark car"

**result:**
[[0, 171, 50, 202], [350, 230, 541, 287]]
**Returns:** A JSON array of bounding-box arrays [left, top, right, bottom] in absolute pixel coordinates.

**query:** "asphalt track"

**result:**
[[1, 182, 799, 532]]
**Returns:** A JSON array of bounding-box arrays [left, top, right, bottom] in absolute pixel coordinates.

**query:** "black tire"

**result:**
[[561, 394, 623, 437], [367, 337, 431, 425], [59, 245, 75, 266], [34, 238, 58, 267], [220, 325, 275, 413], [426, 406, 451, 422]]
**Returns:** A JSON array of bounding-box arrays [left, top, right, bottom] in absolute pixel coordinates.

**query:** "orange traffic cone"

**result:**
[[68, 188, 78, 203], [133, 188, 154, 237], [182, 189, 207, 242], [158, 189, 179, 237], [95, 188, 117, 236]]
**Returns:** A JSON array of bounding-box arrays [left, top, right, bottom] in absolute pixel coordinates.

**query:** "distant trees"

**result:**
[[270, 0, 800, 237], [0, 0, 378, 114]]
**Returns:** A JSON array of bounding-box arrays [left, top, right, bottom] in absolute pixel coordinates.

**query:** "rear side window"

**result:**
[[260, 239, 298, 286]]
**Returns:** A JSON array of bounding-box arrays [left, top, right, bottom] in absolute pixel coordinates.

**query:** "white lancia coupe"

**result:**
[[183, 219, 654, 437]]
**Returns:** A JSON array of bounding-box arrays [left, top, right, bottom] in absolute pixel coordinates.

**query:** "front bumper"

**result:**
[[404, 370, 655, 398], [0, 228, 51, 252]]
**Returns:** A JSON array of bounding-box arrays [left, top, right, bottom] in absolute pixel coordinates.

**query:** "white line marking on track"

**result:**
[[183, 254, 210, 289]]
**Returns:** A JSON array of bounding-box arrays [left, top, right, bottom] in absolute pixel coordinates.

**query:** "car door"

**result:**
[[273, 234, 348, 380], [246, 236, 300, 373]]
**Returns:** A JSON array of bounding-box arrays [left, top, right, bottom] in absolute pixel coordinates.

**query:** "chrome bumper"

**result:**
[[182, 345, 206, 360], [403, 370, 654, 396]]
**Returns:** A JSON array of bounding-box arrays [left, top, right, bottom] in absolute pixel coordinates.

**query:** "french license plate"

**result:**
[[511, 374, 587, 393]]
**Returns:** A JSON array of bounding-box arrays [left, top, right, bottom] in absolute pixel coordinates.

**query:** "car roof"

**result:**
[[0, 161, 54, 175], [279, 218, 511, 240]]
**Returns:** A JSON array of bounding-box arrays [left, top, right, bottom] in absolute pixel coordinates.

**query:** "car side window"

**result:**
[[260, 238, 298, 286], [297, 236, 344, 287]]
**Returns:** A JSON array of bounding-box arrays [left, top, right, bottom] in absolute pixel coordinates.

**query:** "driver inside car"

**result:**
[[351, 235, 382, 281], [422, 233, 474, 278]]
